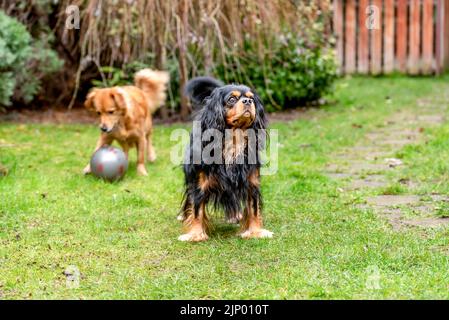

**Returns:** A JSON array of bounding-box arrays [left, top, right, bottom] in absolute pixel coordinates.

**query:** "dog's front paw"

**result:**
[[178, 232, 209, 242], [147, 151, 157, 163], [83, 164, 92, 175], [240, 228, 273, 239], [137, 164, 148, 176]]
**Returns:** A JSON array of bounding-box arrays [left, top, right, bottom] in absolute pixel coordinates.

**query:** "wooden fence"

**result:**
[[333, 0, 449, 74]]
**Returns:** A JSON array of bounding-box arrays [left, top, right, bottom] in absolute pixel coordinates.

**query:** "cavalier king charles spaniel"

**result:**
[[178, 77, 273, 242]]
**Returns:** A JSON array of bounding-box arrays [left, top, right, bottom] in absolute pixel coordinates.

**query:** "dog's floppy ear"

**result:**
[[200, 88, 226, 131], [251, 93, 268, 155], [251, 93, 267, 131], [84, 89, 98, 111], [110, 88, 129, 112]]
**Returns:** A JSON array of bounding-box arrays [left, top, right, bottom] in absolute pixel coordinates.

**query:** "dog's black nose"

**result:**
[[100, 126, 108, 132], [242, 98, 252, 105]]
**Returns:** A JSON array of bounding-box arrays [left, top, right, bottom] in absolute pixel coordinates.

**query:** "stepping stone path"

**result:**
[[366, 195, 421, 206], [325, 97, 449, 230]]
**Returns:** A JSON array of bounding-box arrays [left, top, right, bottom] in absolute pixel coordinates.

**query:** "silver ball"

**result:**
[[90, 145, 128, 182]]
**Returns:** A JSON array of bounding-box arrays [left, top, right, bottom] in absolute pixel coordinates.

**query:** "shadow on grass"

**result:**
[[209, 221, 241, 239]]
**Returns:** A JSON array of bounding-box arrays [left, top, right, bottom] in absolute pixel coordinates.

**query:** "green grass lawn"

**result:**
[[1, 76, 449, 299]]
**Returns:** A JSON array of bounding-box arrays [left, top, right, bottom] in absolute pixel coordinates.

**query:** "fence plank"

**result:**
[[332, 0, 444, 75], [436, 0, 443, 73], [345, 0, 357, 73], [333, 0, 344, 73], [383, 0, 395, 73], [432, 0, 449, 73], [358, 0, 370, 73], [422, 0, 434, 74], [444, 0, 449, 70], [396, 0, 408, 72], [370, 0, 382, 74], [408, 0, 421, 74]]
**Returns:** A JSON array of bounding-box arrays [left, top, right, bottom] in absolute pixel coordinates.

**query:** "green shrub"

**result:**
[[216, 34, 337, 112], [0, 11, 31, 106], [0, 10, 62, 109]]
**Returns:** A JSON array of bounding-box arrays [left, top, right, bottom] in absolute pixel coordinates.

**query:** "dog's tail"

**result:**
[[184, 76, 223, 108], [134, 69, 170, 114]]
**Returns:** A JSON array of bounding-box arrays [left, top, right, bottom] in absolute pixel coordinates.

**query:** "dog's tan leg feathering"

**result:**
[[118, 141, 129, 159], [146, 130, 156, 163], [240, 171, 273, 238], [136, 136, 148, 176], [178, 200, 209, 242], [240, 196, 273, 239]]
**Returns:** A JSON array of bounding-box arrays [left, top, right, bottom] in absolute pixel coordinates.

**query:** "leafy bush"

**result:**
[[216, 35, 337, 112], [0, 11, 31, 106], [0, 10, 62, 109]]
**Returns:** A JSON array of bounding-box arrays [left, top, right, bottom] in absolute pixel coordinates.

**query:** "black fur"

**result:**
[[182, 77, 267, 221], [184, 76, 224, 109]]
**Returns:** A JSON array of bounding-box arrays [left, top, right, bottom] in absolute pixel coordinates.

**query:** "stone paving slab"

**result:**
[[348, 179, 388, 190], [365, 195, 421, 206], [377, 139, 414, 147], [429, 194, 449, 202], [335, 150, 391, 161], [326, 172, 354, 179], [417, 115, 445, 124], [326, 162, 389, 174], [365, 131, 419, 141], [402, 217, 449, 228]]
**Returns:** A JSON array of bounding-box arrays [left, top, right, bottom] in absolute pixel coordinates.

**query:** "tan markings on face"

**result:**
[[231, 91, 241, 98], [245, 91, 254, 98], [225, 98, 256, 128]]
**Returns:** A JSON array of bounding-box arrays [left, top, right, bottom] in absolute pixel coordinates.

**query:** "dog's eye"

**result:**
[[97, 111, 101, 115], [227, 97, 237, 105], [108, 111, 114, 114]]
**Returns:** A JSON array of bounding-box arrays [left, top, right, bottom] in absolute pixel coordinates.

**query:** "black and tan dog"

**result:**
[[179, 77, 273, 241]]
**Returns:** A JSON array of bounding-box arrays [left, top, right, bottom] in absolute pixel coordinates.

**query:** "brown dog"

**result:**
[[83, 69, 169, 176]]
